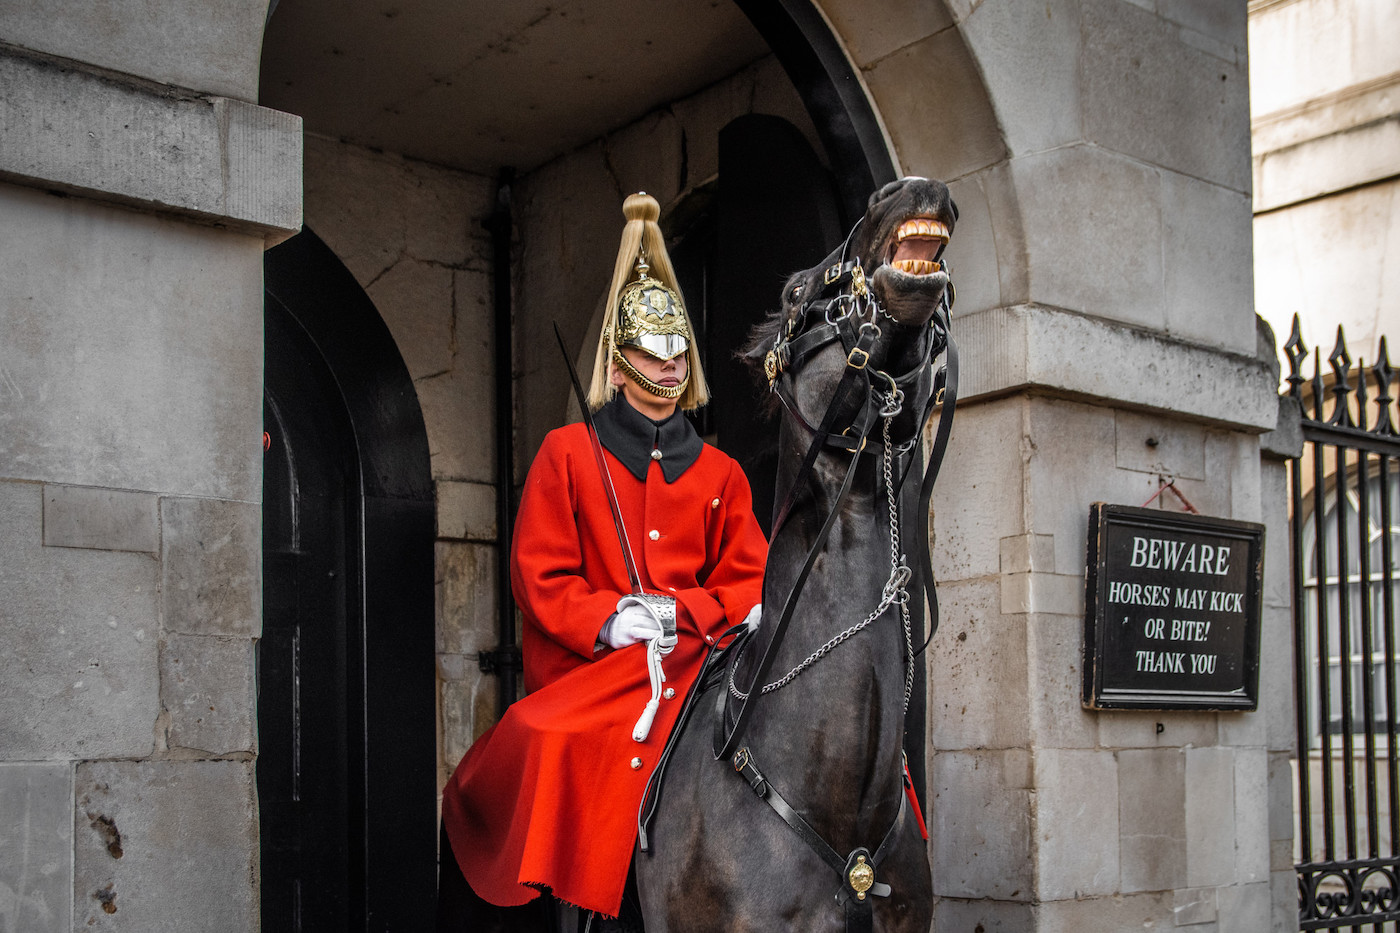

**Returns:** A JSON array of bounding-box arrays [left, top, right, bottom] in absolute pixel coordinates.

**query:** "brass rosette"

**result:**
[[848, 855, 875, 900]]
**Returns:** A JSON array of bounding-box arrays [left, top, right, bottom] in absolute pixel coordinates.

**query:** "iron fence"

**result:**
[[1286, 316, 1400, 929]]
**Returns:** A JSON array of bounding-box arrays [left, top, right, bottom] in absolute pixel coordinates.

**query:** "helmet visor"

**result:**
[[623, 332, 689, 361]]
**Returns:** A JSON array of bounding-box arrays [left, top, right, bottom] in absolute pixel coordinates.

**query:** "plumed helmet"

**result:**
[[587, 193, 709, 411]]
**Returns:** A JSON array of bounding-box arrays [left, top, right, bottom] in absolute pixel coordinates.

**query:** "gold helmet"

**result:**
[[587, 193, 709, 410]]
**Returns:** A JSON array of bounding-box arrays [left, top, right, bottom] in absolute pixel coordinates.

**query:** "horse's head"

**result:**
[[746, 177, 956, 446]]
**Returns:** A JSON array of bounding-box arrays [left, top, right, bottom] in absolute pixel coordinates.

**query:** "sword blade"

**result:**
[[553, 323, 644, 595]]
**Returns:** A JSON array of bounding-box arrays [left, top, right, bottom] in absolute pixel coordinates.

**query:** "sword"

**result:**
[[553, 323, 676, 742]]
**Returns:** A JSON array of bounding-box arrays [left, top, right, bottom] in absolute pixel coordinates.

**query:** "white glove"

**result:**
[[743, 604, 762, 632], [599, 602, 664, 649]]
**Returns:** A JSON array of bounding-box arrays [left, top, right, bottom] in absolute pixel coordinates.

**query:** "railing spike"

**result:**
[[1284, 313, 1308, 400], [1329, 326, 1355, 427], [1372, 338, 1395, 435]]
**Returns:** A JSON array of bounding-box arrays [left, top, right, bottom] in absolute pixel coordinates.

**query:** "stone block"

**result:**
[[1000, 534, 1055, 575], [1022, 398, 1123, 573], [1114, 412, 1205, 480], [0, 184, 265, 502], [304, 136, 493, 284], [1097, 709, 1218, 750], [158, 634, 255, 755], [821, 0, 951, 67], [1270, 869, 1296, 932], [933, 897, 1033, 931], [436, 541, 500, 656], [1217, 880, 1271, 931], [417, 361, 499, 486], [1185, 747, 1237, 887], [1233, 748, 1271, 884], [0, 481, 159, 759], [1034, 890, 1184, 933], [440, 670, 494, 787], [1118, 747, 1186, 892], [160, 498, 260, 637], [600, 109, 686, 209], [0, 0, 265, 100], [1225, 609, 1285, 752], [1013, 146, 1165, 329], [1000, 572, 1080, 616], [1034, 749, 1119, 898], [929, 749, 1033, 899], [1162, 173, 1255, 354], [927, 578, 1030, 751], [0, 761, 72, 933], [1173, 886, 1217, 926], [943, 170, 1016, 316], [367, 258, 456, 380], [0, 49, 300, 237], [955, 304, 1280, 432], [862, 27, 1006, 182], [456, 266, 494, 342], [1025, 612, 1097, 749], [960, 0, 1084, 155], [1081, 0, 1250, 193], [1266, 751, 1294, 853], [42, 485, 158, 554], [73, 760, 255, 932], [931, 398, 1026, 581], [437, 481, 498, 542]]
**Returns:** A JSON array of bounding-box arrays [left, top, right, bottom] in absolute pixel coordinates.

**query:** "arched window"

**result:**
[[1301, 466, 1400, 741]]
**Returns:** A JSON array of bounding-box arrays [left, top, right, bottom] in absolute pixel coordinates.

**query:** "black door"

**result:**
[[260, 301, 357, 929], [259, 229, 437, 932]]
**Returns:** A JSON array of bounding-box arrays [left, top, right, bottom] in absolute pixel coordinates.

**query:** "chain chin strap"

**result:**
[[730, 390, 915, 710]]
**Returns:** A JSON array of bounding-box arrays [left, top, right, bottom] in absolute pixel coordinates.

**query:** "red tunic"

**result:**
[[441, 422, 767, 916]]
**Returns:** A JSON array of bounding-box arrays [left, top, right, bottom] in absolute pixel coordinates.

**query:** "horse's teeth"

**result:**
[[892, 259, 942, 275]]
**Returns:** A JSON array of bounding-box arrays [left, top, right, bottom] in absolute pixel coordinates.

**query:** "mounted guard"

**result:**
[[438, 193, 768, 931]]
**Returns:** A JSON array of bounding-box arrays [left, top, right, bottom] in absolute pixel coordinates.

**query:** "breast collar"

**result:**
[[593, 395, 703, 483]]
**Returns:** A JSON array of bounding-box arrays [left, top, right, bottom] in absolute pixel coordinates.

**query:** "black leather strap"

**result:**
[[730, 745, 903, 933]]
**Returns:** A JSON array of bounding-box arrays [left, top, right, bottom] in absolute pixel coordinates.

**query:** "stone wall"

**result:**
[[810, 0, 1288, 928], [0, 183, 267, 931]]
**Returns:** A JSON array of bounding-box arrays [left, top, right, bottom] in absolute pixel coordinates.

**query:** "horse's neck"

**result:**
[[735, 447, 910, 837]]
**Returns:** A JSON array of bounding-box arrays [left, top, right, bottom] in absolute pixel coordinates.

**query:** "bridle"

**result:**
[[719, 245, 957, 759], [724, 245, 958, 932], [636, 228, 960, 933]]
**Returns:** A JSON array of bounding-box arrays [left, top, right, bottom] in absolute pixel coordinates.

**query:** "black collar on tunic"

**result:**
[[594, 395, 703, 483]]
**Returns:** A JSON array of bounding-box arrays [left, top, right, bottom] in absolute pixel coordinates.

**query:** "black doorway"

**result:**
[[259, 229, 437, 931]]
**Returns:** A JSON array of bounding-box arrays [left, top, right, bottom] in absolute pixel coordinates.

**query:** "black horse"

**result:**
[[634, 177, 958, 933]]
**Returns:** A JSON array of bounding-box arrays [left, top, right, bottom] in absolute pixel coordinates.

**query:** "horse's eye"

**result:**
[[789, 284, 803, 303]]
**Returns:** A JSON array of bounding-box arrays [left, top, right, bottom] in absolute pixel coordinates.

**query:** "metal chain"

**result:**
[[730, 395, 914, 703]]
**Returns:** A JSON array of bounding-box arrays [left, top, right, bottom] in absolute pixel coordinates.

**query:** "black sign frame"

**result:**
[[1083, 503, 1265, 711]]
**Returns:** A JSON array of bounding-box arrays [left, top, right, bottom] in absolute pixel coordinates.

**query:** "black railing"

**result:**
[[1286, 315, 1400, 930]]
